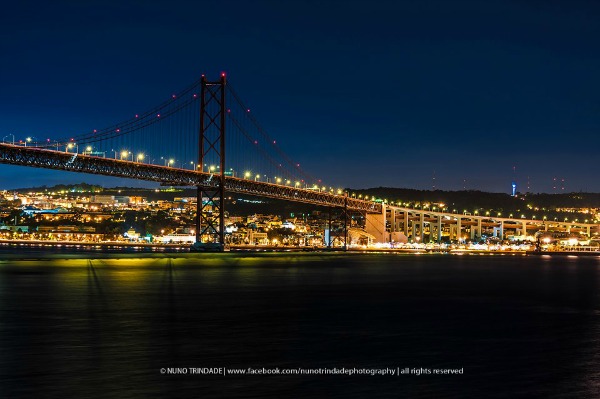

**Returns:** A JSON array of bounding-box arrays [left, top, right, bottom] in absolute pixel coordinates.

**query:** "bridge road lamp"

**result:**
[[85, 146, 93, 155], [67, 142, 78, 153], [244, 171, 251, 179], [120, 150, 129, 160], [137, 153, 144, 163], [27, 136, 40, 146], [190, 161, 195, 170], [2, 134, 15, 145]]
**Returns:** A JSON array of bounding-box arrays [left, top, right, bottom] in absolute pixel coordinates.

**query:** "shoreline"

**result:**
[[1, 239, 598, 257]]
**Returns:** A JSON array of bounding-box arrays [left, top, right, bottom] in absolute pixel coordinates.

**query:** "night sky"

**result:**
[[1, 0, 599, 193]]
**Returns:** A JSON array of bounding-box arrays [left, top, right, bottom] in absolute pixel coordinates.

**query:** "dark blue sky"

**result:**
[[1, 0, 599, 193]]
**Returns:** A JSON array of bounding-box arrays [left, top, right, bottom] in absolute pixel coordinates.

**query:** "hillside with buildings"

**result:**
[[1, 183, 598, 247]]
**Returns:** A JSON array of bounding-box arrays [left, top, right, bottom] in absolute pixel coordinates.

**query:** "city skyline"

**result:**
[[1, 0, 599, 192]]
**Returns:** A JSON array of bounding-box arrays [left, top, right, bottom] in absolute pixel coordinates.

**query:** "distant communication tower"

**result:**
[[511, 181, 517, 197]]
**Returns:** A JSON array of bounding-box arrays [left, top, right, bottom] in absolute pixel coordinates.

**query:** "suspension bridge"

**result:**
[[0, 75, 598, 249], [0, 75, 381, 249]]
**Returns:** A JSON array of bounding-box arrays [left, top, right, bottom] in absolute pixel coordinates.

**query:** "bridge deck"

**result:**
[[0, 144, 382, 213]]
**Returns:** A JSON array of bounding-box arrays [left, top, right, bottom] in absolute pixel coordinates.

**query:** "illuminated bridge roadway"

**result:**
[[0, 143, 380, 213]]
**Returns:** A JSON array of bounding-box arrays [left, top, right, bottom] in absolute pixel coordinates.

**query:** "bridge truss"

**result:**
[[0, 143, 382, 213]]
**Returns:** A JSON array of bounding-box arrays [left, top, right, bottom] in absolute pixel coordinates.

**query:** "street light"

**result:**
[[244, 171, 251, 179], [137, 153, 144, 162], [121, 150, 129, 160], [67, 143, 78, 153], [2, 134, 15, 145], [25, 137, 32, 146], [169, 159, 174, 167]]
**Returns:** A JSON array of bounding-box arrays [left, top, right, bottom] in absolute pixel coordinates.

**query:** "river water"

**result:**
[[1, 251, 599, 398]]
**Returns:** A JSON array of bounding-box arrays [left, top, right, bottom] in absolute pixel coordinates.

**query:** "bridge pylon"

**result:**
[[326, 195, 349, 251], [193, 74, 226, 251]]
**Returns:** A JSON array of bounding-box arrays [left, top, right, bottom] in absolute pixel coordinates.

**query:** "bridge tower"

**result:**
[[195, 74, 226, 249]]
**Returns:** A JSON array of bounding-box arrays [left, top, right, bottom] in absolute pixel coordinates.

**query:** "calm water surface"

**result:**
[[1, 251, 600, 398]]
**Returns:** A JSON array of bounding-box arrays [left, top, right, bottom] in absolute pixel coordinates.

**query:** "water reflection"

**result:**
[[0, 253, 599, 397]]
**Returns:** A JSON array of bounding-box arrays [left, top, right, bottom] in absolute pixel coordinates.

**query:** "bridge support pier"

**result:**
[[493, 221, 504, 240], [326, 197, 349, 250], [471, 219, 482, 241], [365, 205, 387, 243]]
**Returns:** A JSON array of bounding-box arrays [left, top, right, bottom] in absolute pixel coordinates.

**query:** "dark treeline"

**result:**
[[350, 187, 600, 214]]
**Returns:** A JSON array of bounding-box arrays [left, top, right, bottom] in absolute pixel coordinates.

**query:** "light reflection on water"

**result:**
[[0, 253, 599, 398]]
